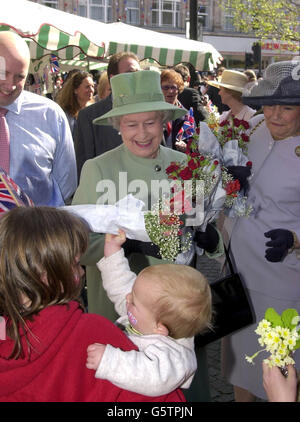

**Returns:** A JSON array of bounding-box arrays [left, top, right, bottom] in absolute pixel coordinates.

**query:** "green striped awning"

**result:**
[[59, 59, 108, 71], [0, 24, 105, 60], [107, 41, 214, 71]]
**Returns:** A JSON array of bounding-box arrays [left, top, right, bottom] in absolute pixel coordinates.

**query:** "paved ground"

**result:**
[[196, 254, 235, 402]]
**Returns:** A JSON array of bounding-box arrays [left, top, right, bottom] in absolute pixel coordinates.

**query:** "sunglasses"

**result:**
[[161, 85, 179, 92]]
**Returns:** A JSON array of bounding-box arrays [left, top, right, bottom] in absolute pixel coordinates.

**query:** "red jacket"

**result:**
[[0, 302, 185, 402]]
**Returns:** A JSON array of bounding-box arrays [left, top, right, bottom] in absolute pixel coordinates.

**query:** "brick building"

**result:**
[[30, 0, 299, 69]]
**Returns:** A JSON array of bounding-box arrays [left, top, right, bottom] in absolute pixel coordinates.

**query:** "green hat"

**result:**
[[93, 70, 187, 126]]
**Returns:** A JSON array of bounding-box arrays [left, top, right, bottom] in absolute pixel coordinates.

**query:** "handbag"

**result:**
[[195, 246, 254, 347]]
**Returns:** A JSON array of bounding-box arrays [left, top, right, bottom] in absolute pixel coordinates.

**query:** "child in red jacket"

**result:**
[[0, 206, 185, 402]]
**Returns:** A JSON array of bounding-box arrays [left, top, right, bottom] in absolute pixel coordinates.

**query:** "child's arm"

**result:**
[[86, 343, 106, 371], [97, 231, 137, 317], [89, 336, 197, 396], [104, 230, 126, 257]]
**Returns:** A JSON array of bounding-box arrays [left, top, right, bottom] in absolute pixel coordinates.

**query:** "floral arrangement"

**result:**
[[245, 308, 300, 369], [143, 134, 226, 260], [144, 199, 192, 261], [204, 107, 251, 154], [198, 112, 253, 217], [166, 135, 242, 212], [166, 138, 221, 198], [216, 118, 250, 154], [204, 104, 220, 133]]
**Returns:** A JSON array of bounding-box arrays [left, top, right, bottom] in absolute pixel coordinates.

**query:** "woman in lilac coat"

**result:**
[[221, 60, 300, 401]]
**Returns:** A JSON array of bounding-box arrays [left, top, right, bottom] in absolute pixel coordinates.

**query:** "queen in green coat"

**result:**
[[72, 70, 219, 401]]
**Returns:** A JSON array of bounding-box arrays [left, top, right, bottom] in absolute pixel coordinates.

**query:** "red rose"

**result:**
[[166, 162, 180, 174], [179, 167, 193, 180], [225, 180, 241, 195], [213, 160, 219, 165], [199, 155, 205, 161], [190, 152, 200, 158], [219, 120, 229, 127], [241, 133, 249, 142], [241, 120, 250, 129], [233, 118, 241, 127], [188, 159, 199, 170], [246, 161, 252, 167]]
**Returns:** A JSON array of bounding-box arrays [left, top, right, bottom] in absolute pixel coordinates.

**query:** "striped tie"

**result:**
[[0, 108, 9, 173]]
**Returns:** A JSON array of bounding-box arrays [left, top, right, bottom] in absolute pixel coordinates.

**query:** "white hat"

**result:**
[[207, 70, 249, 93]]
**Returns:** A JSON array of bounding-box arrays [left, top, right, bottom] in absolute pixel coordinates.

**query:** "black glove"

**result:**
[[264, 229, 294, 262], [226, 165, 251, 193], [123, 238, 161, 259], [194, 223, 219, 254]]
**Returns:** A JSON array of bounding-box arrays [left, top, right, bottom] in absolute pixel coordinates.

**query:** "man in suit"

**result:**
[[74, 52, 140, 180], [173, 64, 207, 125]]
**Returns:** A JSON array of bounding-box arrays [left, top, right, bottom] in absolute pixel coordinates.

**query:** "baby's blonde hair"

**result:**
[[139, 264, 212, 339]]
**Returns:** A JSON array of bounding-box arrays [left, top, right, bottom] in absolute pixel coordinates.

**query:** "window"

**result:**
[[89, 0, 112, 22], [41, 0, 58, 8], [126, 0, 140, 25], [198, 5, 210, 30], [224, 7, 236, 32], [152, 0, 181, 28], [78, 0, 87, 17]]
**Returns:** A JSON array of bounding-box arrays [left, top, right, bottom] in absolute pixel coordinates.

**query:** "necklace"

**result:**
[[249, 117, 265, 137]]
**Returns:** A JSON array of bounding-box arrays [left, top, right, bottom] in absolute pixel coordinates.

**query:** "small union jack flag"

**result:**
[[0, 168, 34, 215], [176, 107, 196, 142], [50, 54, 60, 74]]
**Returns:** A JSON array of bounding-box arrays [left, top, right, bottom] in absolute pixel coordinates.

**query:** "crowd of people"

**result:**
[[0, 30, 299, 403]]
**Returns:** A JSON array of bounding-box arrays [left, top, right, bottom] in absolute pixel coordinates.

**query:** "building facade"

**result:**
[[31, 0, 299, 70]]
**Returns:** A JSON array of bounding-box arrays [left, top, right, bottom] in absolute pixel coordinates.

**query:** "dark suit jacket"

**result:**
[[74, 94, 122, 180], [178, 87, 205, 125]]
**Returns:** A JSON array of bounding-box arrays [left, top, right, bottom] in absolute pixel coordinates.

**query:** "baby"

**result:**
[[86, 230, 212, 396]]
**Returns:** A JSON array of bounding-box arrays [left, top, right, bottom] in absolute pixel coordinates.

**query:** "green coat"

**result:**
[[72, 143, 212, 402], [72, 144, 186, 320]]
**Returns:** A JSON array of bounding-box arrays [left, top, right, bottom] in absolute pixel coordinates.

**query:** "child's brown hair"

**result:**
[[0, 206, 89, 359]]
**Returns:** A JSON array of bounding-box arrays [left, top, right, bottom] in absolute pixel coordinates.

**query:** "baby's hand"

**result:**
[[86, 343, 106, 370], [104, 229, 126, 257]]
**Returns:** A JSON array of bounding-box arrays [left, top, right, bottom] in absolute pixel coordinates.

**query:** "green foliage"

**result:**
[[265, 307, 300, 331], [218, 0, 300, 43], [265, 307, 282, 327], [281, 309, 299, 330]]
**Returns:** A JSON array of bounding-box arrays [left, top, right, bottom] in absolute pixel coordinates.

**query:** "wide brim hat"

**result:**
[[242, 60, 300, 106], [207, 69, 249, 93], [93, 70, 187, 126]]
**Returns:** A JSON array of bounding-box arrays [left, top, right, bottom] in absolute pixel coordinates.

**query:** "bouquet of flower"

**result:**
[[164, 135, 228, 258], [144, 198, 193, 261], [166, 134, 249, 219], [204, 104, 220, 133], [198, 118, 253, 218], [245, 308, 300, 370], [64, 195, 194, 263], [214, 117, 250, 154]]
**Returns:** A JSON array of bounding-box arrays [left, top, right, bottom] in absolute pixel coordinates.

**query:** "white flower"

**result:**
[[284, 337, 297, 350], [283, 355, 295, 366], [255, 319, 271, 335], [270, 354, 284, 367], [245, 355, 254, 364]]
